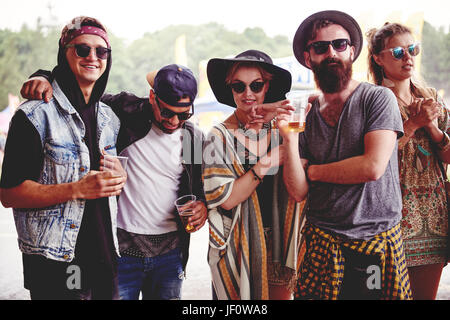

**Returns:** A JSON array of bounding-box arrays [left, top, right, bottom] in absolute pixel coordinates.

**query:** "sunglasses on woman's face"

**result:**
[[381, 43, 420, 60], [156, 97, 193, 121], [65, 44, 111, 60], [230, 80, 266, 94], [306, 38, 351, 55]]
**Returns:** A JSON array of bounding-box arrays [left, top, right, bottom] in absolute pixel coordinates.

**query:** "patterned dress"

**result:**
[[398, 87, 449, 267]]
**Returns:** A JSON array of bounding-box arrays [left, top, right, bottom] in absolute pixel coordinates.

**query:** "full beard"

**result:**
[[311, 57, 353, 93]]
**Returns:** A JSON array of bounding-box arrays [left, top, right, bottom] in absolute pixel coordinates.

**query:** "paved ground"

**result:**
[[1, 204, 449, 300]]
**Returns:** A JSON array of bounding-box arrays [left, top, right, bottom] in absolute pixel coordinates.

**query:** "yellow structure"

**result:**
[[175, 34, 188, 67]]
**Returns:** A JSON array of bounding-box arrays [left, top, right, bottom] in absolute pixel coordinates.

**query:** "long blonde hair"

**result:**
[[366, 22, 436, 101]]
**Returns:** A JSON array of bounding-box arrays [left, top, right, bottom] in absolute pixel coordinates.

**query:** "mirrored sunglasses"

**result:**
[[381, 43, 420, 60], [306, 38, 351, 55], [230, 80, 266, 94], [156, 97, 193, 121], [65, 44, 111, 60]]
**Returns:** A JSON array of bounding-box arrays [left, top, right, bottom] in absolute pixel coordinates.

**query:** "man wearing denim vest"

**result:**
[[20, 64, 208, 299], [0, 17, 125, 300]]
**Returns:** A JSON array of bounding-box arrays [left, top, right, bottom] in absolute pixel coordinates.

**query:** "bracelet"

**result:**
[[250, 167, 263, 183], [436, 131, 450, 151]]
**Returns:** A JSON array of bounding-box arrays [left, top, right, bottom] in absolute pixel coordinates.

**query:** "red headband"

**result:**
[[60, 26, 110, 48]]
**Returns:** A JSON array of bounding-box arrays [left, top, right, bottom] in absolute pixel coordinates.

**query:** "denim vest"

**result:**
[[12, 80, 121, 262]]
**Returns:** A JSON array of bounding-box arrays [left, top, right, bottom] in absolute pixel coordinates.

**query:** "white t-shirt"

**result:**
[[117, 126, 183, 234]]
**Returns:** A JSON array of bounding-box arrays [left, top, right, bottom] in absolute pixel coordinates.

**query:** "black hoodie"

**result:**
[[52, 35, 119, 298], [1, 24, 119, 298], [52, 36, 112, 171]]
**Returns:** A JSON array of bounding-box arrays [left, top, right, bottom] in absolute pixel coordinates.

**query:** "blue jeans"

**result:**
[[117, 247, 184, 300]]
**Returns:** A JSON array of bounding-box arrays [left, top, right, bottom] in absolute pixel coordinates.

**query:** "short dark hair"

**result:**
[[306, 19, 338, 44]]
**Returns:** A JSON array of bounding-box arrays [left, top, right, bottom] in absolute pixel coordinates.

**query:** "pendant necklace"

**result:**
[[233, 112, 270, 141]]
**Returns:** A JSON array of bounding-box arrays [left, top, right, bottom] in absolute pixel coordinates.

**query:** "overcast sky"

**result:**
[[1, 0, 449, 41]]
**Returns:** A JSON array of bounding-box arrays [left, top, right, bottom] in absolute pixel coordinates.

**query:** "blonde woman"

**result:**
[[367, 23, 449, 300]]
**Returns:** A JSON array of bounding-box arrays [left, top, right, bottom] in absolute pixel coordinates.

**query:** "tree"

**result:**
[[1, 19, 447, 110], [107, 22, 293, 97], [421, 22, 450, 97], [0, 22, 58, 108]]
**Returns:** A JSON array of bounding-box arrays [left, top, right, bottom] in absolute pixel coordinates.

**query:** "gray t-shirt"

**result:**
[[299, 82, 404, 240]]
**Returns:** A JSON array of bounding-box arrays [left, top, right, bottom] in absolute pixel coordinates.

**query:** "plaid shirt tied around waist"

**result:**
[[294, 223, 412, 300]]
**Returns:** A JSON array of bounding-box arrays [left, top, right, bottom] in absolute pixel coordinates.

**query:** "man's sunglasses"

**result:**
[[156, 97, 193, 121], [65, 44, 111, 60], [306, 38, 351, 55], [229, 80, 266, 94], [380, 43, 420, 60]]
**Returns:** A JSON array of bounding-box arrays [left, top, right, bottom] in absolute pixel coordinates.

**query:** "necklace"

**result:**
[[394, 92, 414, 107], [233, 112, 271, 141], [394, 92, 415, 120]]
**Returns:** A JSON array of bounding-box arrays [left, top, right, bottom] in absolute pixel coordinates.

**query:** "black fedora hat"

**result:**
[[293, 10, 363, 69], [207, 50, 292, 108]]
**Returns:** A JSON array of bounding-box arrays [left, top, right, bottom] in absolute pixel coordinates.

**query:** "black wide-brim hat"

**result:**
[[207, 50, 292, 108], [293, 10, 363, 69]]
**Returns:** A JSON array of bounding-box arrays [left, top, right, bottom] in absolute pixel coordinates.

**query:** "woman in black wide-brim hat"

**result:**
[[202, 50, 306, 300]]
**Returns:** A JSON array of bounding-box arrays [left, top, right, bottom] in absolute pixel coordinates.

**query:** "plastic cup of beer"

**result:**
[[286, 91, 308, 132], [175, 195, 196, 233], [102, 154, 128, 178]]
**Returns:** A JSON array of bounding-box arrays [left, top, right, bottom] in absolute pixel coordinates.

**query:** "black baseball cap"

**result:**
[[293, 10, 363, 69], [146, 64, 197, 107]]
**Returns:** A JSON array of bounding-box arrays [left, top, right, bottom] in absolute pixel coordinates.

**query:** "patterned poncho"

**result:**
[[202, 124, 306, 300]]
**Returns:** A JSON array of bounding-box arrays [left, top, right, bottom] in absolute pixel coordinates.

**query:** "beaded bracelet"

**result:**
[[436, 131, 450, 152]]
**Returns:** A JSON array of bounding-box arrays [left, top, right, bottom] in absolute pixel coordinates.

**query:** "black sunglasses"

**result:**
[[65, 43, 111, 60], [156, 97, 193, 121], [229, 80, 266, 94], [380, 43, 420, 60], [306, 38, 351, 55]]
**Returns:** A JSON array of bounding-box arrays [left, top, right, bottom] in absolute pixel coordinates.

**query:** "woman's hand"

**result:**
[[259, 144, 285, 169], [409, 97, 440, 129], [248, 100, 294, 125]]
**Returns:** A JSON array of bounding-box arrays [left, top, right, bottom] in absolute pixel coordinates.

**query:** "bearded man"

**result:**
[[279, 11, 412, 300]]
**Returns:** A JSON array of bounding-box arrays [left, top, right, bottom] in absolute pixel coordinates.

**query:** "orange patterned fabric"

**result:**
[[397, 87, 448, 267]]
